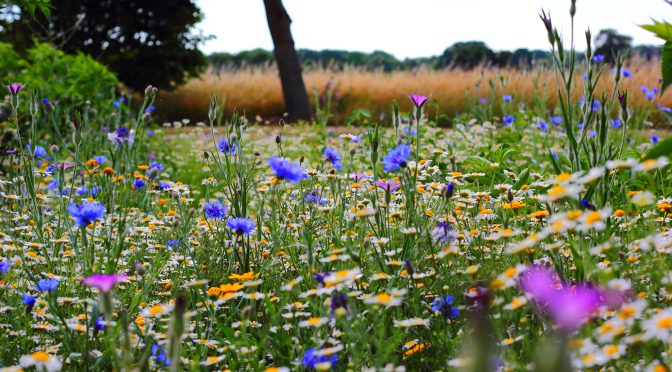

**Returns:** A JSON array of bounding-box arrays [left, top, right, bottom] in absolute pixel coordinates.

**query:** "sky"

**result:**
[[196, 0, 670, 59]]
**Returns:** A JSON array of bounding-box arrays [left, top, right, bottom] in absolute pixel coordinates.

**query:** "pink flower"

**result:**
[[375, 180, 400, 191], [408, 94, 429, 108], [56, 162, 74, 170], [520, 266, 611, 332], [82, 273, 128, 293], [5, 83, 25, 96]]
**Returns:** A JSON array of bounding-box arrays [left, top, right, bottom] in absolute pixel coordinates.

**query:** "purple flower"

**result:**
[[217, 138, 237, 154], [520, 266, 609, 331], [537, 120, 549, 131], [375, 179, 400, 191], [502, 95, 512, 102], [5, 82, 24, 96], [107, 126, 134, 147], [82, 273, 128, 293], [549, 116, 563, 126], [652, 134, 660, 144], [611, 119, 622, 129], [382, 144, 411, 172], [269, 156, 307, 183], [204, 200, 227, 219], [226, 217, 255, 235], [323, 147, 342, 170], [68, 201, 105, 227], [408, 94, 429, 108], [592, 54, 605, 63]]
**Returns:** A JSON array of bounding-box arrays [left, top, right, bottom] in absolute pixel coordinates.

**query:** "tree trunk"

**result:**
[[263, 0, 312, 122]]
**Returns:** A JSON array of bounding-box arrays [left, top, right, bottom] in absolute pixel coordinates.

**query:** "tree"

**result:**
[[0, 0, 208, 91], [594, 29, 632, 64], [263, 0, 311, 122], [436, 41, 494, 69]]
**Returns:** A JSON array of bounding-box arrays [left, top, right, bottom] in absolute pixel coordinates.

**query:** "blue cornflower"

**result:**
[[611, 119, 622, 129], [382, 144, 411, 172], [323, 147, 343, 170], [305, 191, 327, 205], [549, 116, 563, 126], [301, 348, 338, 370], [76, 186, 88, 196], [89, 186, 102, 196], [148, 161, 164, 171], [217, 138, 237, 154], [269, 156, 307, 183], [589, 130, 597, 138], [35, 278, 60, 292], [95, 316, 105, 331], [94, 155, 108, 165], [22, 293, 36, 306], [152, 344, 170, 366], [68, 201, 105, 227], [622, 69, 632, 78], [204, 200, 227, 219], [502, 95, 512, 102], [432, 295, 459, 319], [145, 105, 155, 114], [330, 292, 349, 316], [26, 144, 46, 158], [592, 54, 605, 63], [402, 127, 417, 136], [166, 239, 180, 248], [652, 134, 660, 144], [159, 181, 172, 190], [44, 165, 56, 175], [536, 120, 549, 131], [503, 115, 515, 126], [132, 178, 147, 190], [0, 260, 10, 274], [226, 217, 255, 235]]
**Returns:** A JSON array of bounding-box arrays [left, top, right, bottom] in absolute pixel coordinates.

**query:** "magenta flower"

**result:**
[[520, 265, 609, 332], [56, 162, 74, 170], [5, 83, 25, 96], [408, 94, 429, 108], [375, 179, 401, 191], [82, 273, 128, 293]]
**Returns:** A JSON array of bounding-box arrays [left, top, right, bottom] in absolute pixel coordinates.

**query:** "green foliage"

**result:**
[[0, 0, 207, 91], [0, 42, 117, 104], [3, 0, 50, 17], [663, 42, 672, 95]]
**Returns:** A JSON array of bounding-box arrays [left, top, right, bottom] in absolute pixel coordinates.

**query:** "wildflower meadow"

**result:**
[[2, 0, 672, 371]]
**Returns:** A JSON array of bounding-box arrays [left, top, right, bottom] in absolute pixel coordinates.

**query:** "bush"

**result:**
[[0, 42, 118, 104]]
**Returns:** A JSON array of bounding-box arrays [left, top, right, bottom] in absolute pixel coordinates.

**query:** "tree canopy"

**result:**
[[0, 0, 208, 91]]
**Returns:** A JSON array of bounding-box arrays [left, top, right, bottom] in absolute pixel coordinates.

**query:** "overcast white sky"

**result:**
[[197, 0, 670, 58]]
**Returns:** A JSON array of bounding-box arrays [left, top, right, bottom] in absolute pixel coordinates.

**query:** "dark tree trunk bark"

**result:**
[[263, 0, 312, 122]]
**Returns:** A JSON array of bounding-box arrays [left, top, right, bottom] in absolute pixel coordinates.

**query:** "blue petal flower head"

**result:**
[[611, 119, 622, 129], [217, 138, 237, 154], [652, 134, 660, 144], [592, 54, 605, 63], [323, 147, 342, 170], [93, 155, 108, 165], [226, 217, 255, 235], [432, 295, 459, 319], [159, 181, 172, 190], [0, 260, 10, 274], [22, 293, 36, 305], [68, 201, 105, 227], [503, 115, 515, 126], [269, 156, 307, 183], [166, 239, 180, 248], [35, 278, 60, 292], [301, 348, 338, 370], [204, 200, 227, 219], [382, 144, 411, 172], [537, 120, 549, 131], [95, 316, 105, 331], [132, 178, 147, 190], [89, 186, 102, 196], [549, 116, 563, 126], [502, 95, 512, 102], [76, 186, 88, 196], [26, 144, 46, 158], [305, 191, 327, 205]]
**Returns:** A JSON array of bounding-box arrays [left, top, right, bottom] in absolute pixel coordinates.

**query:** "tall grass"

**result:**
[[158, 57, 671, 124]]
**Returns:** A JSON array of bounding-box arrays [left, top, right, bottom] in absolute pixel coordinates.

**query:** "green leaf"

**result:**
[[641, 20, 672, 42], [643, 136, 672, 160], [663, 42, 672, 95]]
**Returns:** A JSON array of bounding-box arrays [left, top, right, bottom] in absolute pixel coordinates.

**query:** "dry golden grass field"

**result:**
[[158, 57, 672, 124]]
